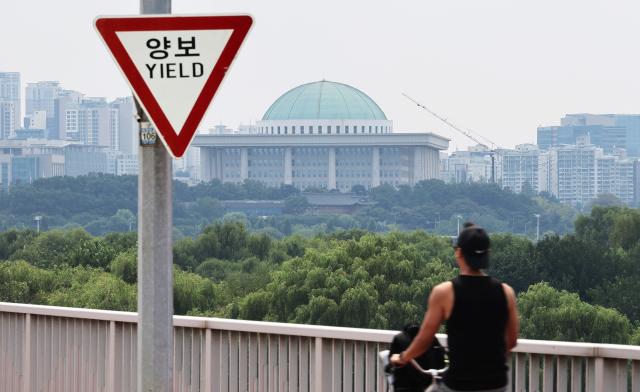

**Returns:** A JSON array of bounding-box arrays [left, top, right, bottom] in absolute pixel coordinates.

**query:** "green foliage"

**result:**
[[1, 204, 639, 346], [47, 271, 136, 311], [0, 175, 578, 238], [233, 231, 456, 329], [519, 283, 632, 344], [631, 327, 640, 346], [532, 234, 620, 299], [487, 234, 537, 293], [173, 267, 217, 315], [110, 249, 137, 284], [195, 258, 240, 282], [0, 229, 37, 260], [10, 229, 116, 269], [283, 195, 309, 214], [0, 260, 56, 303], [361, 180, 576, 235]]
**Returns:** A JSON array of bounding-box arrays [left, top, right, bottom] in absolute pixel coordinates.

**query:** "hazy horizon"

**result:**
[[3, 0, 640, 152]]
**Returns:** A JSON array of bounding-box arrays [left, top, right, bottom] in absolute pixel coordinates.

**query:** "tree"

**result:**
[[0, 260, 55, 303], [110, 249, 137, 284], [588, 193, 622, 209], [351, 184, 367, 196], [46, 272, 136, 312], [248, 233, 272, 260], [518, 283, 632, 344], [10, 228, 115, 269], [338, 283, 379, 328], [283, 195, 309, 214], [173, 267, 217, 315], [533, 234, 620, 299], [589, 275, 640, 322], [193, 197, 224, 220], [488, 234, 537, 293], [239, 291, 272, 320]]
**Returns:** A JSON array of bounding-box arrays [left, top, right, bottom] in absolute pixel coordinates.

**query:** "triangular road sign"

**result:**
[[95, 15, 252, 158]]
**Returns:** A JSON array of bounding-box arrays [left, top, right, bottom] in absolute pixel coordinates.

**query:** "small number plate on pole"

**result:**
[[140, 122, 157, 145]]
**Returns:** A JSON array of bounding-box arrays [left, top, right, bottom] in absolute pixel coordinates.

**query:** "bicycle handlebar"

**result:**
[[409, 359, 448, 378]]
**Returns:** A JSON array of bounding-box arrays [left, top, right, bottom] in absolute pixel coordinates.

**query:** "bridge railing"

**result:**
[[1, 302, 639, 391]]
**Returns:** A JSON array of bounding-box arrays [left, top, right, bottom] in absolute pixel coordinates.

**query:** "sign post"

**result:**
[[95, 3, 251, 391], [138, 2, 172, 392]]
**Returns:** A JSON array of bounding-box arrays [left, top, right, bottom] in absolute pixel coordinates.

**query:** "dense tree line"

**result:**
[[0, 206, 639, 345], [0, 175, 576, 238]]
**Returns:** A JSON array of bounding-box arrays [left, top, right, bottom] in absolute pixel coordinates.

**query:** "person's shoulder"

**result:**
[[501, 282, 516, 300], [430, 281, 453, 298]]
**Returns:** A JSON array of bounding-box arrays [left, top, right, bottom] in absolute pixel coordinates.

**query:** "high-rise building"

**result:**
[[0, 72, 21, 130], [613, 159, 636, 205], [539, 114, 640, 157], [549, 138, 601, 205], [0, 102, 16, 139], [110, 97, 138, 155], [25, 81, 62, 133], [53, 90, 82, 140], [634, 160, 640, 207], [499, 144, 549, 194], [547, 136, 636, 206], [64, 97, 119, 149]]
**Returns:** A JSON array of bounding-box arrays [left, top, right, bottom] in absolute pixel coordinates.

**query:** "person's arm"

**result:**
[[503, 283, 519, 351], [391, 283, 447, 366]]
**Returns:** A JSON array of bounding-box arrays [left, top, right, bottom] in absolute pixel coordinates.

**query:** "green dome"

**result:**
[[262, 81, 387, 121]]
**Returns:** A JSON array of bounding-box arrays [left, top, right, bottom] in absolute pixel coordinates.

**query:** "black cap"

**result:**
[[455, 222, 490, 270]]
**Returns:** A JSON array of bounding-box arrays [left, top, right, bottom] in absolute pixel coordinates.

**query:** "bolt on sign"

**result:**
[[95, 15, 253, 157]]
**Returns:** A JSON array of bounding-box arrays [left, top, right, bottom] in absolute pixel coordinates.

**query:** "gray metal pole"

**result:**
[[137, 1, 172, 392]]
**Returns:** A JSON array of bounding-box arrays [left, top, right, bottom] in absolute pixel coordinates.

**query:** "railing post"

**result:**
[[594, 357, 605, 392], [204, 329, 212, 392], [107, 321, 116, 392], [22, 313, 31, 392], [632, 360, 640, 392], [314, 337, 332, 392], [314, 337, 322, 392]]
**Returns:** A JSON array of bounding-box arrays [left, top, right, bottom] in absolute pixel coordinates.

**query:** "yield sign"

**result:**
[[95, 15, 252, 158]]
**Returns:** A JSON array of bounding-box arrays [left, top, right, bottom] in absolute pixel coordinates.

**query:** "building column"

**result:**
[[214, 149, 222, 180], [371, 147, 380, 187], [412, 146, 426, 185], [328, 147, 336, 190], [240, 147, 248, 181], [426, 148, 439, 180], [284, 147, 293, 185], [200, 147, 212, 182]]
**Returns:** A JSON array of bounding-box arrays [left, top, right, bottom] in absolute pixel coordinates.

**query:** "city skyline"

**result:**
[[3, 0, 640, 152]]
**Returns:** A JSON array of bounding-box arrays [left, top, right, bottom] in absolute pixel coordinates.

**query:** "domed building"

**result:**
[[195, 81, 448, 191], [257, 81, 392, 135]]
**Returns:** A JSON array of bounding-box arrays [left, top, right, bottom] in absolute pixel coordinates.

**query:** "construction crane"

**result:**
[[402, 93, 500, 183]]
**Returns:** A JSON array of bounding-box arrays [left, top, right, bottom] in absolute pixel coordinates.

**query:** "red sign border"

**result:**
[[95, 15, 252, 158]]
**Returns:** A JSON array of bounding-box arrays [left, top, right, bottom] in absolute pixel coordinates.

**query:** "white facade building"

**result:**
[[440, 145, 500, 184], [195, 81, 448, 191], [111, 97, 138, 155], [25, 110, 47, 130], [0, 102, 15, 139], [116, 154, 139, 176], [499, 144, 549, 194], [548, 137, 636, 205]]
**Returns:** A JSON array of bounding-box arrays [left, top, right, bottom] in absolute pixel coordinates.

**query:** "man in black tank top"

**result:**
[[391, 223, 519, 392]]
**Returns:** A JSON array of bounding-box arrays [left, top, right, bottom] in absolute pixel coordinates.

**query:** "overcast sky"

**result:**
[[3, 0, 640, 151]]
